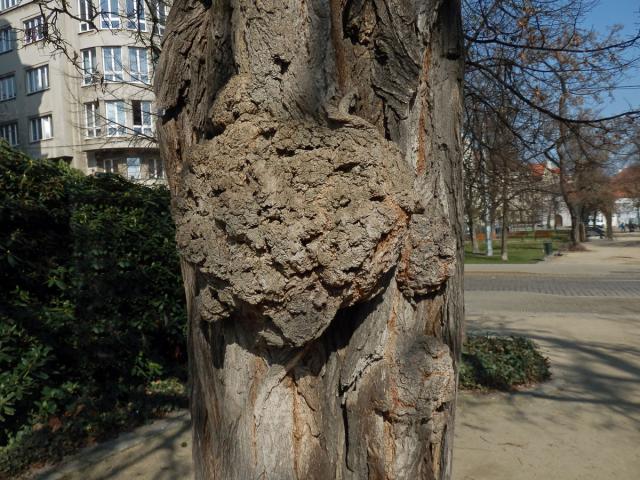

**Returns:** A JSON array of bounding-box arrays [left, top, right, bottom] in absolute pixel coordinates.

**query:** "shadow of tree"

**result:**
[[465, 317, 640, 430], [36, 416, 193, 480]]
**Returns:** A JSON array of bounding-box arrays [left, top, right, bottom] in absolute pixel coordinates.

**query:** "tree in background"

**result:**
[[464, 0, 640, 247]]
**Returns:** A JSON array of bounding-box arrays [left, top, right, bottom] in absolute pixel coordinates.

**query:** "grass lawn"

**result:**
[[465, 231, 570, 264]]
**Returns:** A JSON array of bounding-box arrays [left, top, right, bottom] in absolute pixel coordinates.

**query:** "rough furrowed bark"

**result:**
[[155, 1, 464, 479]]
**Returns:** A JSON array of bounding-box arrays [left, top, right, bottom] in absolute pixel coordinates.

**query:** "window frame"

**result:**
[[131, 99, 152, 136], [126, 157, 142, 180], [79, 0, 96, 32], [23, 15, 47, 45], [100, 0, 120, 29], [128, 47, 149, 83], [126, 0, 146, 31], [150, 0, 167, 36], [26, 64, 49, 94], [149, 157, 164, 179], [29, 115, 53, 143], [0, 74, 16, 102], [105, 100, 126, 136], [102, 46, 124, 82], [84, 101, 101, 137], [102, 157, 116, 173], [0, 27, 14, 54], [0, 0, 19, 13], [81, 48, 98, 85], [0, 122, 19, 146]]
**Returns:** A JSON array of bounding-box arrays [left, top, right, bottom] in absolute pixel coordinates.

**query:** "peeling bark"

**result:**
[[155, 0, 464, 478]]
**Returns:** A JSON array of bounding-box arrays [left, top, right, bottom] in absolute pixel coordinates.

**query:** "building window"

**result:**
[[128, 48, 149, 83], [0, 0, 19, 12], [81, 48, 98, 85], [100, 0, 120, 29], [102, 158, 116, 173], [24, 16, 47, 45], [131, 100, 152, 136], [126, 157, 141, 180], [150, 0, 167, 35], [103, 47, 123, 82], [126, 0, 146, 31], [149, 158, 164, 179], [105, 158, 114, 173], [85, 102, 100, 137], [105, 100, 126, 136], [0, 123, 18, 146], [79, 0, 96, 32], [0, 27, 14, 53], [0, 75, 15, 101], [29, 115, 53, 142], [26, 65, 49, 94]]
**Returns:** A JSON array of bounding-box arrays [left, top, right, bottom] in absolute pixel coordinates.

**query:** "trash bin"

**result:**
[[543, 240, 553, 256]]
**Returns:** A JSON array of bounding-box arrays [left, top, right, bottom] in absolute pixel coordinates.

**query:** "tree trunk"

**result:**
[[500, 204, 508, 261], [605, 210, 613, 240], [155, 1, 464, 479], [569, 206, 581, 247], [468, 216, 480, 254], [579, 218, 587, 242]]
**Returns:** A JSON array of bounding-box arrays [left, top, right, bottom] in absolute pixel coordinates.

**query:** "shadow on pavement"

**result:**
[[36, 417, 192, 480]]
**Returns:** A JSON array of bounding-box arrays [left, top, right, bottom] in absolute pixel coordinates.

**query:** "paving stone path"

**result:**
[[465, 272, 640, 297]]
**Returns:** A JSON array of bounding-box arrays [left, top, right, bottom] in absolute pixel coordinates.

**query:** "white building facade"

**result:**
[[0, 0, 168, 183]]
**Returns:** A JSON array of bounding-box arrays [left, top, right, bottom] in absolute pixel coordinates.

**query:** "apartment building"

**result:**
[[0, 0, 167, 183]]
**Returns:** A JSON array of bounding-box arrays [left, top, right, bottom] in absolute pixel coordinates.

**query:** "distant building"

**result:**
[[0, 0, 168, 183], [509, 162, 571, 230], [612, 166, 640, 226]]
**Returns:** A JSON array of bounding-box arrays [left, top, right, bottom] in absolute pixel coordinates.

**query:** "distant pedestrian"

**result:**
[[620, 222, 626, 232]]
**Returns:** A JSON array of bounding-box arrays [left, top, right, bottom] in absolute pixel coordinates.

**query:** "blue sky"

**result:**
[[585, 0, 640, 115]]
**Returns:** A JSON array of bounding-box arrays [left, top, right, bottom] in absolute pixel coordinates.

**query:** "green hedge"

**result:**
[[0, 142, 186, 474], [460, 334, 551, 390]]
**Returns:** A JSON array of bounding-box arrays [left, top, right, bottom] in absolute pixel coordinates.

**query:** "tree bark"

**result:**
[[500, 203, 508, 261], [155, 1, 464, 479], [569, 206, 581, 247], [468, 216, 480, 254], [605, 210, 613, 240]]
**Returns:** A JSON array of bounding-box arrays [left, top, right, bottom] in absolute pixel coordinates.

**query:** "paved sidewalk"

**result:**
[[466, 273, 640, 296], [32, 236, 640, 479], [454, 236, 640, 480]]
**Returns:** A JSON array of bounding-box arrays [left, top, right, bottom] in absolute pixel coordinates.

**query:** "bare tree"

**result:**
[[464, 0, 640, 247], [462, 133, 483, 254]]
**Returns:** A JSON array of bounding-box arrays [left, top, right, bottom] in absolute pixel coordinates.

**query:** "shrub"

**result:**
[[0, 142, 187, 476], [460, 334, 551, 390]]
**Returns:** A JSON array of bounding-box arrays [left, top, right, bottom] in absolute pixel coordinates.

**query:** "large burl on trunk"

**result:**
[[155, 0, 464, 478]]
